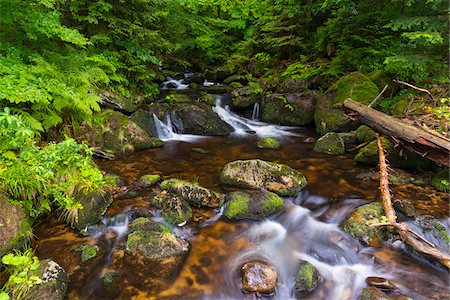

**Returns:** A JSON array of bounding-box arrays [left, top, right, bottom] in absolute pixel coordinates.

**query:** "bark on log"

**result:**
[[344, 98, 450, 167]]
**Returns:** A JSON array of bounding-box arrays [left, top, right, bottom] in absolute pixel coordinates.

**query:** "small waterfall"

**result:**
[[203, 79, 215, 87], [251, 102, 260, 120], [160, 77, 189, 90], [212, 95, 298, 137], [152, 113, 207, 142]]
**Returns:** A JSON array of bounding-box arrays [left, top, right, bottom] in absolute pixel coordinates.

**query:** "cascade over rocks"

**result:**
[[224, 191, 284, 220], [130, 104, 168, 138], [231, 86, 259, 110], [261, 91, 318, 125], [160, 179, 223, 208], [220, 159, 307, 196], [169, 103, 232, 135]]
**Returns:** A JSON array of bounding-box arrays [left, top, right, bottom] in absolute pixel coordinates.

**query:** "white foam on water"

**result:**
[[152, 113, 208, 142]]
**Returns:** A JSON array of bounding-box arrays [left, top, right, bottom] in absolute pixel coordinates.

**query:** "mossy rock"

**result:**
[[315, 72, 379, 135], [220, 159, 307, 197], [130, 108, 162, 138], [354, 137, 432, 170], [257, 138, 280, 149], [100, 272, 122, 298], [206, 85, 233, 94], [0, 193, 31, 260], [150, 191, 192, 225], [229, 82, 243, 89], [231, 86, 259, 109], [355, 125, 377, 143], [224, 191, 284, 220], [138, 174, 161, 187], [197, 94, 216, 106], [104, 174, 124, 187], [125, 217, 189, 279], [360, 287, 393, 300], [293, 261, 321, 298], [313, 132, 345, 155], [414, 215, 449, 253], [27, 259, 68, 300], [165, 93, 192, 104], [160, 179, 223, 208], [72, 190, 113, 233], [338, 131, 358, 145], [79, 244, 99, 262], [341, 202, 388, 247], [98, 90, 139, 113], [389, 94, 426, 117], [431, 169, 449, 193], [169, 103, 232, 136], [276, 78, 309, 93], [261, 92, 319, 126], [223, 74, 249, 85], [215, 65, 236, 82]]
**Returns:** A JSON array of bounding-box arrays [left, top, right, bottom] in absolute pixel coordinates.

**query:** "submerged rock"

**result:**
[[224, 191, 284, 220], [293, 261, 322, 298], [315, 72, 379, 135], [27, 259, 68, 300], [160, 179, 223, 208], [0, 193, 31, 259], [220, 159, 307, 196], [79, 244, 99, 262], [393, 199, 416, 218], [261, 92, 318, 126], [241, 261, 278, 294], [138, 174, 161, 187], [414, 215, 450, 253], [366, 277, 396, 290], [341, 202, 388, 247], [257, 137, 280, 149], [150, 191, 192, 225], [75, 109, 163, 154], [169, 103, 232, 136], [313, 132, 345, 155], [99, 271, 122, 298], [72, 190, 113, 232], [125, 218, 189, 279]]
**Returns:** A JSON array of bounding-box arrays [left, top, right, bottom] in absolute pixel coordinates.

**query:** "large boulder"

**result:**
[[293, 261, 322, 298], [72, 190, 113, 232], [98, 90, 140, 113], [125, 218, 189, 279], [241, 261, 278, 294], [355, 125, 377, 143], [169, 103, 232, 136], [27, 259, 68, 300], [231, 86, 259, 110], [313, 132, 345, 155], [224, 74, 249, 85], [75, 109, 163, 154], [160, 179, 223, 208], [150, 191, 192, 225], [130, 104, 168, 138], [314, 72, 379, 135], [220, 159, 307, 197], [261, 91, 319, 125], [276, 78, 309, 93], [224, 191, 284, 220], [341, 202, 388, 247], [0, 193, 31, 259]]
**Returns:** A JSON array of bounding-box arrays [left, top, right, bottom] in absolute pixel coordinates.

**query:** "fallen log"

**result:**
[[343, 98, 450, 166], [373, 136, 450, 269]]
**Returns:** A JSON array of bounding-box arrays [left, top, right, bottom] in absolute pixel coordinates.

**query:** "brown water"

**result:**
[[33, 128, 449, 300]]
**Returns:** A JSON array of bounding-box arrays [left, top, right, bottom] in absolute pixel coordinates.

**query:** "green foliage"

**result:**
[[0, 249, 42, 300], [278, 95, 295, 112], [0, 109, 105, 218]]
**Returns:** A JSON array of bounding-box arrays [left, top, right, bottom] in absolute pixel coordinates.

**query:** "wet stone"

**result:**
[[393, 199, 416, 218], [241, 261, 278, 294], [360, 286, 394, 300], [293, 261, 322, 298], [366, 277, 396, 290]]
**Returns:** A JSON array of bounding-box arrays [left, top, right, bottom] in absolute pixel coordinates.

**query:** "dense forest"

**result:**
[[0, 0, 449, 299]]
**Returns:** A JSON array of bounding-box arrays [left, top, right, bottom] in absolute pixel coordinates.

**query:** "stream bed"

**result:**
[[33, 97, 449, 299]]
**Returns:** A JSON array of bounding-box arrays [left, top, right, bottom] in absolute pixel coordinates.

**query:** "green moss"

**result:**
[[80, 245, 99, 262], [260, 192, 284, 215], [431, 169, 449, 193], [368, 70, 392, 90], [354, 137, 391, 165], [139, 174, 161, 187], [313, 132, 345, 155], [160, 178, 222, 208], [296, 262, 315, 290], [151, 193, 192, 225], [330, 72, 379, 105], [225, 192, 251, 219], [257, 138, 280, 149], [104, 174, 121, 186], [341, 202, 388, 247], [355, 125, 376, 143], [314, 95, 353, 135]]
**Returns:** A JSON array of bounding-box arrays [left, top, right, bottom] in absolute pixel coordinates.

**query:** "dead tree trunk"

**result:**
[[343, 98, 450, 167]]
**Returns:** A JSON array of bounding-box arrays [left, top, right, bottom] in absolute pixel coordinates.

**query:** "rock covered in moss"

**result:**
[[130, 108, 163, 138], [169, 103, 232, 135], [221, 159, 307, 197], [160, 179, 223, 208], [150, 191, 192, 225], [125, 218, 189, 279], [224, 191, 284, 220], [414, 215, 449, 253], [197, 94, 216, 106], [0, 193, 31, 259], [360, 287, 394, 300], [293, 261, 322, 298], [224, 74, 249, 85], [313, 132, 345, 155], [27, 259, 68, 300], [241, 261, 278, 294], [257, 138, 280, 149], [231, 86, 259, 109], [79, 244, 99, 262], [431, 169, 449, 193], [341, 202, 388, 247], [98, 90, 139, 113], [75, 109, 163, 154], [100, 272, 122, 298], [206, 85, 233, 94], [314, 72, 379, 135], [72, 190, 113, 232], [338, 131, 358, 145], [276, 78, 309, 93], [165, 93, 192, 104], [261, 92, 318, 126], [138, 174, 161, 187], [356, 125, 377, 143], [393, 199, 416, 218]]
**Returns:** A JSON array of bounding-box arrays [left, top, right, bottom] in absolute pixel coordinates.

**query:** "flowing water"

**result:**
[[33, 91, 449, 300]]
